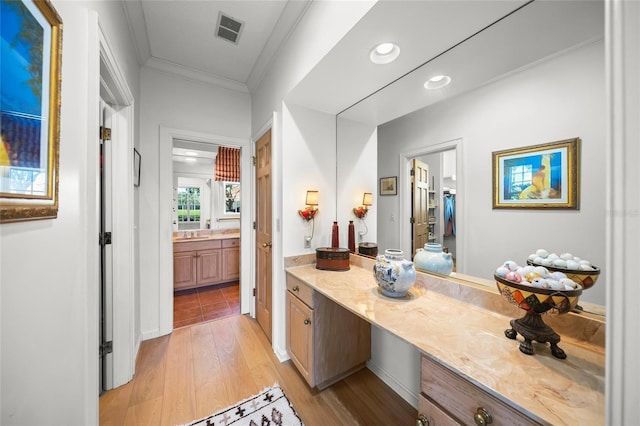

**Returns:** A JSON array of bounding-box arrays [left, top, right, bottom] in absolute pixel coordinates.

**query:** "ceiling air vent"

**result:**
[[216, 12, 244, 44]]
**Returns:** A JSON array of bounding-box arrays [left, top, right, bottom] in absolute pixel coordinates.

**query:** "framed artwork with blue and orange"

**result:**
[[492, 138, 581, 210], [1, 0, 62, 223]]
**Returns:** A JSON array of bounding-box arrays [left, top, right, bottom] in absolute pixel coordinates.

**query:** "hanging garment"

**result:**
[[444, 194, 456, 236]]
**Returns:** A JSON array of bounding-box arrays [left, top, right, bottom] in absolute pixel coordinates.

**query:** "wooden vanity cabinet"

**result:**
[[417, 355, 540, 426], [285, 273, 371, 390], [222, 238, 240, 281], [173, 238, 239, 290]]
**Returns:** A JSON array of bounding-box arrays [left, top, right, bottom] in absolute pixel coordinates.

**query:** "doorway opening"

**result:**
[[400, 138, 463, 273]]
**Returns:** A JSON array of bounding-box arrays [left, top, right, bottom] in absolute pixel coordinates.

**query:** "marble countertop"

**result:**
[[285, 261, 604, 425], [173, 232, 240, 243]]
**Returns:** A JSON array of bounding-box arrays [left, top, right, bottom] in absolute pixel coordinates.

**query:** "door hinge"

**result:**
[[252, 156, 256, 166], [410, 217, 415, 224], [100, 126, 112, 141], [100, 341, 113, 357], [253, 221, 256, 230], [253, 288, 256, 296], [410, 169, 415, 176], [99, 232, 112, 246]]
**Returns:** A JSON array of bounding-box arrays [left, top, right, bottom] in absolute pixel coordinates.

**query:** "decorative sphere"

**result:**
[[536, 249, 549, 258], [553, 258, 567, 268], [495, 266, 509, 278], [560, 252, 574, 260], [505, 271, 522, 283], [526, 271, 541, 282], [533, 266, 549, 277], [565, 260, 580, 270], [503, 260, 519, 271]]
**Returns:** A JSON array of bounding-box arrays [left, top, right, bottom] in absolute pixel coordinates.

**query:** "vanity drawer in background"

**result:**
[[286, 274, 315, 307], [222, 238, 239, 248], [173, 239, 222, 253], [421, 355, 539, 426]]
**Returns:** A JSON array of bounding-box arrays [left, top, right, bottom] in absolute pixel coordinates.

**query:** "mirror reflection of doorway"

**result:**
[[410, 148, 457, 270]]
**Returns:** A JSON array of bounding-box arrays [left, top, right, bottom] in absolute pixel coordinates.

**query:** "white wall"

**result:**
[[250, 1, 376, 359], [138, 69, 250, 338], [0, 1, 140, 424], [336, 117, 378, 248], [370, 40, 605, 407]]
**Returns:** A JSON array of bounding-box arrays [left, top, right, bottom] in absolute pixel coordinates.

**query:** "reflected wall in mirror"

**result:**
[[336, 0, 605, 311]]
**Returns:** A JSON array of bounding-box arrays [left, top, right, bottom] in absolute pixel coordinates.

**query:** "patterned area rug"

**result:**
[[184, 385, 304, 426]]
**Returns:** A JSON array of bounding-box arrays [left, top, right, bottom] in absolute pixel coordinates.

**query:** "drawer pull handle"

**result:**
[[292, 286, 300, 292], [474, 407, 493, 426], [304, 319, 311, 325], [416, 414, 430, 426]]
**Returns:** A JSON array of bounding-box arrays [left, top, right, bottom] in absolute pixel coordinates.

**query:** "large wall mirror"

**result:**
[[334, 0, 605, 315]]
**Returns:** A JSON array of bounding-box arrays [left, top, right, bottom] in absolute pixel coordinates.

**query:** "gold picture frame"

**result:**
[[1, 0, 62, 223], [380, 176, 397, 196], [492, 138, 580, 209]]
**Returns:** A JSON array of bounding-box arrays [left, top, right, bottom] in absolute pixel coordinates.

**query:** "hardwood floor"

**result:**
[[99, 314, 417, 425]]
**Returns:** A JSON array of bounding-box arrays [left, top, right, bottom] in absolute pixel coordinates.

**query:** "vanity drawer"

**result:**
[[222, 238, 239, 248], [286, 274, 315, 308], [418, 393, 460, 426], [421, 355, 539, 426]]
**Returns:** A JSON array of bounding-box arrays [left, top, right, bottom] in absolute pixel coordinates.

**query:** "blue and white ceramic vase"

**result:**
[[373, 249, 417, 298], [414, 243, 453, 276]]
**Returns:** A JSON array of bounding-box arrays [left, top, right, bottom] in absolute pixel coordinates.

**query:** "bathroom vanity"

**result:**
[[173, 232, 240, 290], [284, 255, 604, 425]]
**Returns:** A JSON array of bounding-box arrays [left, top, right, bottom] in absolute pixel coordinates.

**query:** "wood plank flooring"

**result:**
[[99, 314, 417, 425]]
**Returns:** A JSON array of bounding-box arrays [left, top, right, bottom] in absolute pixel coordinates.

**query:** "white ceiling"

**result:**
[[124, 1, 604, 126], [123, 0, 310, 92]]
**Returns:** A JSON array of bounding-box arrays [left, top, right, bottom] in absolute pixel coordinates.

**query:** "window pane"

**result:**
[[224, 182, 240, 213]]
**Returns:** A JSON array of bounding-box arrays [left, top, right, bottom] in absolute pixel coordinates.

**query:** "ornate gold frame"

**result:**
[[492, 138, 580, 209], [0, 0, 62, 223]]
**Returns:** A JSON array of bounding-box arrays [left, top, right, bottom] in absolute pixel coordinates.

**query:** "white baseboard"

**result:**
[[273, 344, 290, 363], [141, 328, 161, 340], [366, 359, 419, 409]]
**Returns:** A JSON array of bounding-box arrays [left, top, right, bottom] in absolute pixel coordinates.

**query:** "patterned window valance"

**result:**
[[214, 146, 240, 182]]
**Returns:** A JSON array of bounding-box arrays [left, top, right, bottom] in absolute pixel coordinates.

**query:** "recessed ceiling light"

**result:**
[[370, 42, 400, 64], [184, 151, 198, 156], [184, 157, 197, 163], [424, 75, 452, 90]]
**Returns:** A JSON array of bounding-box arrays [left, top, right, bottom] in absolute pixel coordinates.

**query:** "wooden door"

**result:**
[[255, 130, 273, 341], [412, 159, 430, 257]]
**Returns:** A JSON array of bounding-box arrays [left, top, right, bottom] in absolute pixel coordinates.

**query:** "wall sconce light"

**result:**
[[299, 190, 318, 247], [299, 190, 319, 221], [354, 192, 373, 240], [353, 192, 373, 219]]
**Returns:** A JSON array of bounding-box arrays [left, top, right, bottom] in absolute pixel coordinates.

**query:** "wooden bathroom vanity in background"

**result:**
[[173, 233, 240, 291]]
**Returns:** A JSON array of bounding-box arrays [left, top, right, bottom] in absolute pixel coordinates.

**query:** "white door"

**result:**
[[99, 100, 115, 393]]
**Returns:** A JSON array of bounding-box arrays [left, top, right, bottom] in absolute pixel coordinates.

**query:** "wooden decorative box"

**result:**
[[316, 248, 350, 271], [358, 242, 378, 258]]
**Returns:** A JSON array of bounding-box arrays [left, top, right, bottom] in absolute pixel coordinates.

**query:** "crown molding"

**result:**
[[144, 57, 249, 93]]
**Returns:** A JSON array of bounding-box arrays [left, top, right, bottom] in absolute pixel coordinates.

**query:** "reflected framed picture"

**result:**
[[380, 176, 397, 196], [492, 138, 580, 209], [0, 0, 63, 223], [133, 148, 141, 187]]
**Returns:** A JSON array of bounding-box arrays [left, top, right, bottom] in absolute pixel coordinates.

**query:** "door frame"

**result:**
[[399, 138, 465, 272], [158, 127, 253, 335], [91, 17, 136, 390]]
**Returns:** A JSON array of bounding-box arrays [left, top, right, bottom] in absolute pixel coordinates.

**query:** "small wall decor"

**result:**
[[0, 0, 63, 223], [133, 148, 141, 187], [380, 176, 397, 196], [492, 137, 580, 209]]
